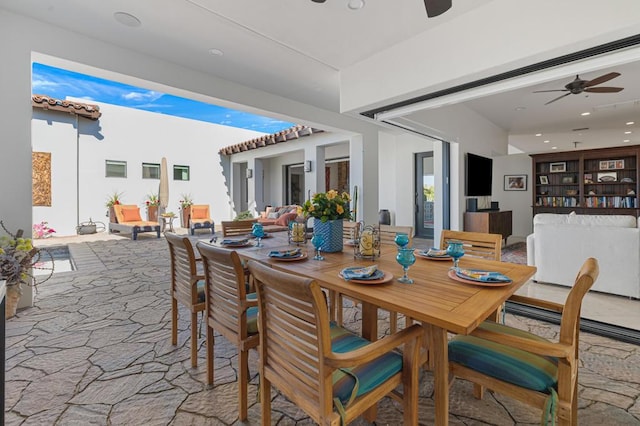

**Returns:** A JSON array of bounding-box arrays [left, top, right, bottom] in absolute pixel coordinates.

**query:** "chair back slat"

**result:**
[[343, 221, 362, 241], [196, 243, 249, 337], [250, 262, 325, 411], [221, 219, 258, 237], [166, 232, 201, 305], [441, 230, 502, 261], [559, 257, 599, 347], [378, 224, 413, 245]]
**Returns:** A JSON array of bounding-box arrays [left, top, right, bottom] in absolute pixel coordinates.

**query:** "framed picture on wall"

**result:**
[[504, 174, 527, 191]]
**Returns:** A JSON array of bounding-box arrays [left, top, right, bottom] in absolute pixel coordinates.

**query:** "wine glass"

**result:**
[[446, 240, 465, 271], [396, 247, 416, 284], [311, 233, 325, 261], [252, 223, 265, 247], [394, 232, 409, 248]]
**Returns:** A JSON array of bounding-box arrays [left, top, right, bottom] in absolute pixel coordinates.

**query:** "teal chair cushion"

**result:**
[[247, 306, 258, 334], [449, 320, 558, 393], [329, 323, 402, 406], [197, 280, 205, 303]]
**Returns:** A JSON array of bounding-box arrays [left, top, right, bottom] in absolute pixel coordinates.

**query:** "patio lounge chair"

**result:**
[[189, 204, 215, 235], [108, 204, 160, 240]]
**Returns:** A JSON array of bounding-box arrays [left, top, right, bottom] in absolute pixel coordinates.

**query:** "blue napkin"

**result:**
[[426, 248, 448, 257], [341, 265, 380, 280], [456, 269, 512, 283], [268, 248, 302, 258], [221, 238, 249, 246]]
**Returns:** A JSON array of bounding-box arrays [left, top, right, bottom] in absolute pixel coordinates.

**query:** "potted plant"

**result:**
[[0, 221, 53, 318], [179, 194, 193, 228], [145, 193, 160, 222], [32, 221, 56, 239], [300, 190, 352, 252], [106, 191, 123, 223]]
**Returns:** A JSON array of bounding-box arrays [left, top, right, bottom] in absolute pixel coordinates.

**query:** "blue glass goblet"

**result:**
[[311, 233, 325, 261], [252, 223, 265, 247], [396, 247, 416, 284], [394, 232, 409, 248], [446, 240, 465, 271]]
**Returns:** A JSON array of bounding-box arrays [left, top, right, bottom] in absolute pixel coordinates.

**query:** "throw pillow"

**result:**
[[275, 211, 297, 226], [267, 212, 279, 219], [121, 206, 142, 222]]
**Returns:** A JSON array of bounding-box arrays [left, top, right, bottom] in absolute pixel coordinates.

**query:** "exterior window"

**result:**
[[174, 165, 190, 181], [142, 163, 160, 179], [106, 160, 127, 178]]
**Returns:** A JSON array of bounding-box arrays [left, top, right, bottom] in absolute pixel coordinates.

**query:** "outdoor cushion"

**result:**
[[191, 205, 210, 220], [275, 211, 298, 226], [267, 212, 279, 219], [247, 306, 259, 334], [329, 323, 402, 405], [197, 280, 205, 303], [449, 320, 558, 393], [121, 206, 143, 222]]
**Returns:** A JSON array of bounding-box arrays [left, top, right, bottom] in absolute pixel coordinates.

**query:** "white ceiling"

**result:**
[[2, 0, 638, 154]]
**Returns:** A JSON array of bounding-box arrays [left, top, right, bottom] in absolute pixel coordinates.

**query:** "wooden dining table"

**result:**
[[195, 233, 536, 425]]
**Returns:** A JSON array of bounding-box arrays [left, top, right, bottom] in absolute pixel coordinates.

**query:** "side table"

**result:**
[[161, 216, 176, 233]]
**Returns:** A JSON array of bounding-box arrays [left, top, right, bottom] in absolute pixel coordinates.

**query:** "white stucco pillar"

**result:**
[[304, 145, 326, 201], [349, 133, 378, 225]]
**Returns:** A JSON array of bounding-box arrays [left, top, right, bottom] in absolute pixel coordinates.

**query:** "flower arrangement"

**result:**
[[1, 221, 41, 288], [179, 193, 193, 210], [33, 221, 56, 239], [300, 190, 352, 222], [105, 191, 123, 208], [145, 193, 160, 207]]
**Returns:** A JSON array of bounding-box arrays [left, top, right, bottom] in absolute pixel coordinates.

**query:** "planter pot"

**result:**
[[147, 205, 158, 222], [313, 218, 343, 253], [180, 207, 191, 228], [5, 283, 21, 319], [109, 206, 117, 223]]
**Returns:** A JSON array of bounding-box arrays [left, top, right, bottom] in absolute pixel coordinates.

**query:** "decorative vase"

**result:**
[[5, 283, 21, 319], [313, 218, 343, 253], [147, 205, 158, 222]]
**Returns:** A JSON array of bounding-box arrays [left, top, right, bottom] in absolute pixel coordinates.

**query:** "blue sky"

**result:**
[[32, 63, 295, 134]]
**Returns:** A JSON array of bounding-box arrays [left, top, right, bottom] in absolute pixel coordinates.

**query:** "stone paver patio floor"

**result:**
[[6, 234, 640, 425]]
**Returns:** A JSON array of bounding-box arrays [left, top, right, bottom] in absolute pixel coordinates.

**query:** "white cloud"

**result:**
[[122, 91, 163, 102]]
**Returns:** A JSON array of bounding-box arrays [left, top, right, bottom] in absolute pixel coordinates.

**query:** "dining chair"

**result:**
[[248, 261, 423, 426], [378, 224, 413, 246], [342, 220, 362, 241], [195, 242, 259, 421], [165, 232, 206, 368], [440, 229, 502, 261], [221, 218, 258, 237], [448, 257, 599, 426]]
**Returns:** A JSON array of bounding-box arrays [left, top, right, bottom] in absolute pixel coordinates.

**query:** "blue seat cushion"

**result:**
[[449, 320, 558, 393], [330, 323, 402, 405], [197, 280, 205, 303], [247, 306, 258, 334]]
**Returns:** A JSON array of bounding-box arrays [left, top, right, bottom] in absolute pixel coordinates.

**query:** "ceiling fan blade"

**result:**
[[424, 0, 452, 17], [533, 89, 569, 93], [584, 87, 624, 93], [545, 92, 571, 105], [585, 72, 620, 87]]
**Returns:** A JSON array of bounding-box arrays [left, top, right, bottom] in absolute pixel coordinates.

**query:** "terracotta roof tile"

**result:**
[[218, 125, 323, 155], [32, 94, 102, 120]]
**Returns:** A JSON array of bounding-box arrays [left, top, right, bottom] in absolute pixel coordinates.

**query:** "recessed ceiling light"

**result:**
[[626, 121, 635, 125], [625, 131, 632, 134], [208, 48, 224, 56], [113, 12, 141, 27], [543, 140, 550, 143], [347, 0, 365, 9], [535, 133, 542, 137], [580, 112, 591, 116], [551, 146, 558, 150], [624, 139, 631, 143]]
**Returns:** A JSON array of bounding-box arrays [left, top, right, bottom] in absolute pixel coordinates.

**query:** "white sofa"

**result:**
[[526, 213, 640, 299]]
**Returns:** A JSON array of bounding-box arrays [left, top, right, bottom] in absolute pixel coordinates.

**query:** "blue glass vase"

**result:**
[[313, 218, 343, 253]]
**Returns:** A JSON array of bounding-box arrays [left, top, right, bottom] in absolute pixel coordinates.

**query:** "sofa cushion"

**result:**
[[121, 206, 143, 222], [566, 214, 636, 228], [533, 214, 570, 226], [275, 211, 298, 226], [191, 205, 210, 220]]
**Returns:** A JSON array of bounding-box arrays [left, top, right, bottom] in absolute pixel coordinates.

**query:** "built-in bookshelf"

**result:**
[[531, 145, 640, 217]]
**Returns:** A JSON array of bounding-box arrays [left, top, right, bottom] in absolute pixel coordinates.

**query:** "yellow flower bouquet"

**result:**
[[300, 190, 351, 222]]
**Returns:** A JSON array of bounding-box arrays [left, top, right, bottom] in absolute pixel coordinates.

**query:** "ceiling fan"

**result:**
[[310, 0, 453, 18], [534, 72, 624, 105]]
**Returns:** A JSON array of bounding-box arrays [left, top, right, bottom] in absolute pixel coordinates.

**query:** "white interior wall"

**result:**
[[492, 153, 534, 242]]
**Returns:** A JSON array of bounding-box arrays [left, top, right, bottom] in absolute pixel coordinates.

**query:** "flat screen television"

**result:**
[[465, 153, 493, 196]]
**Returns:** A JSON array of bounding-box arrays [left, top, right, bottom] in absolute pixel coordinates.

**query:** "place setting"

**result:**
[[442, 240, 513, 286], [267, 247, 308, 261], [416, 247, 451, 261], [217, 237, 253, 248], [339, 264, 393, 285]]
